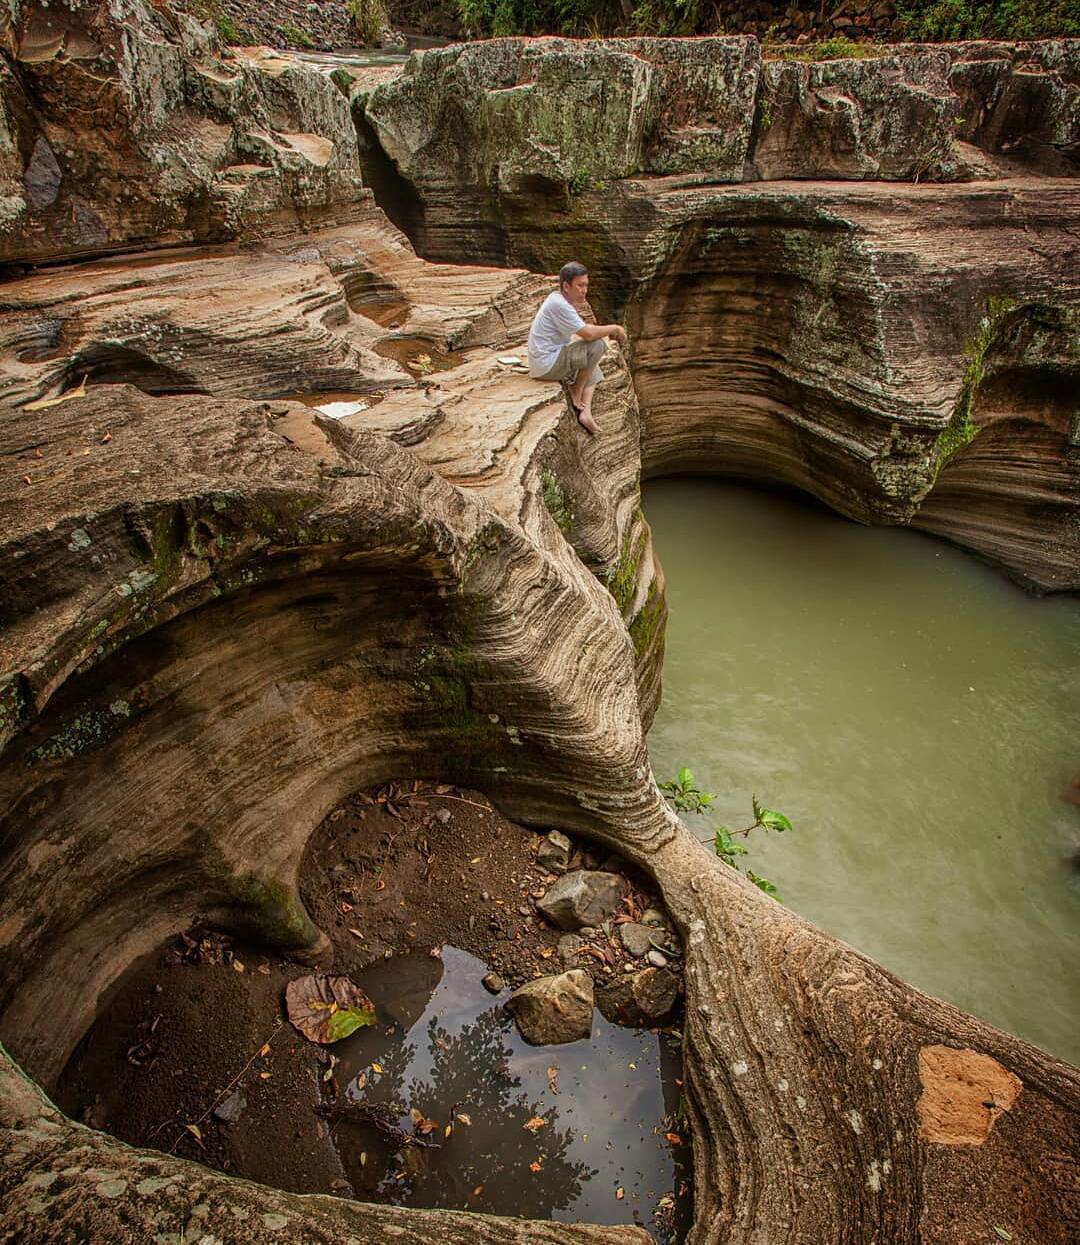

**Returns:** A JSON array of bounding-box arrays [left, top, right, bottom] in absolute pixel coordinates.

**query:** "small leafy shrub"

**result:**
[[896, 0, 1079, 39], [541, 468, 574, 534], [768, 35, 887, 61], [348, 0, 390, 44], [280, 21, 314, 47], [660, 769, 793, 901]]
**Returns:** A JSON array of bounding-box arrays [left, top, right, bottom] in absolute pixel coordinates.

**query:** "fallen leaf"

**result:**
[[371, 1062, 383, 1074], [101, 431, 111, 444], [184, 1122, 204, 1146], [472, 1184, 483, 1196], [25, 376, 88, 411], [347, 928, 363, 939], [374, 880, 386, 892], [524, 1115, 546, 1133], [469, 857, 481, 865], [21, 475, 31, 485], [444, 1123, 453, 1138], [993, 1231, 1012, 1243], [529, 1161, 543, 1173], [547, 1065, 560, 1095], [285, 974, 376, 1044], [455, 1111, 472, 1126], [360, 1152, 367, 1167], [340, 901, 353, 913], [664, 1132, 683, 1145], [615, 1187, 625, 1200], [539, 947, 554, 959], [355, 1072, 367, 1090], [258, 1044, 271, 1057], [232, 959, 245, 972], [259, 1071, 271, 1080]]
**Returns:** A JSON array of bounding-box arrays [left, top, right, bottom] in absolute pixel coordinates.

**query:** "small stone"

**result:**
[[536, 871, 625, 930], [212, 1091, 246, 1124], [557, 933, 584, 967], [480, 891, 490, 902], [579, 926, 597, 938], [536, 829, 572, 874], [619, 923, 655, 958], [646, 949, 668, 968], [435, 808, 451, 824], [481, 972, 505, 994], [505, 969, 594, 1045], [518, 905, 530, 916], [640, 907, 668, 928]]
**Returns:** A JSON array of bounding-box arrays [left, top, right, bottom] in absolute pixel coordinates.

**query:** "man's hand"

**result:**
[[608, 324, 628, 344]]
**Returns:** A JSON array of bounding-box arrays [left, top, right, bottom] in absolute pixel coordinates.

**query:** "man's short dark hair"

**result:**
[[559, 261, 589, 289]]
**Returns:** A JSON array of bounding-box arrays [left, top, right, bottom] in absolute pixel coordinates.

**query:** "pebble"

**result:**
[[646, 949, 668, 968], [481, 972, 505, 994], [518, 905, 530, 916], [480, 891, 490, 901], [435, 808, 451, 824]]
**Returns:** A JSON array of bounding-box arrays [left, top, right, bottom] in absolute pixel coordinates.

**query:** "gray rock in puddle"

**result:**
[[536, 829, 572, 874], [619, 922, 656, 958], [505, 969, 594, 1045], [596, 967, 679, 1028], [536, 870, 624, 931]]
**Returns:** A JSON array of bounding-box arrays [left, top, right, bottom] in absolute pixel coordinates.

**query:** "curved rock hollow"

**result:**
[[1, 9, 1078, 1244]]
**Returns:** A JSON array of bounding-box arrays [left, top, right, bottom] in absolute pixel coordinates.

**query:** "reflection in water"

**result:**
[[329, 947, 689, 1233], [646, 478, 1080, 1063]]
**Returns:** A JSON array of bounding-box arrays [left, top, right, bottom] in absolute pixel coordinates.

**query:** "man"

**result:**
[[527, 261, 628, 435]]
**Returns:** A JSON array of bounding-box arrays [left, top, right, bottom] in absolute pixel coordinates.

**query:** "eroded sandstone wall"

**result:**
[[354, 36, 1080, 590]]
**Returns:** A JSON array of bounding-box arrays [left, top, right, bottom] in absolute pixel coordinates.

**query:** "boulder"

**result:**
[[596, 967, 679, 1028], [537, 829, 572, 873], [536, 871, 625, 930], [505, 970, 594, 1045]]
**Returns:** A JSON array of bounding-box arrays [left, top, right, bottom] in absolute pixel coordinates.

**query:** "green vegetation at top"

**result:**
[[895, 0, 1078, 40], [349, 0, 391, 43], [450, 0, 1076, 39]]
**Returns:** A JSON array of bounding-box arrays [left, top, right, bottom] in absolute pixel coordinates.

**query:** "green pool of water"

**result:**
[[645, 478, 1080, 1065]]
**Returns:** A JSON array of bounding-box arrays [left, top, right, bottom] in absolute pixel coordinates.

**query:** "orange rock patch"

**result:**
[[917, 1044, 1022, 1145]]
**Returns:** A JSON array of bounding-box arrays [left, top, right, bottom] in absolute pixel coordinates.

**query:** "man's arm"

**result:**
[[575, 322, 628, 344]]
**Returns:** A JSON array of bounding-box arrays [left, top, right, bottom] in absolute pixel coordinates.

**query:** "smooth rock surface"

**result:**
[[618, 922, 655, 958], [537, 829, 572, 873], [505, 969, 594, 1045]]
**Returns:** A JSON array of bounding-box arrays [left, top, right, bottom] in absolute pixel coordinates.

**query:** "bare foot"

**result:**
[[577, 408, 598, 436]]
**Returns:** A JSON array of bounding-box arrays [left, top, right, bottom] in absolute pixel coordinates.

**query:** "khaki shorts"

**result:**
[[538, 337, 606, 387]]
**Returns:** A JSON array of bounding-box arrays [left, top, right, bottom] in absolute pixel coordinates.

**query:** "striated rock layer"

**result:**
[[1, 13, 1078, 1245], [356, 36, 1080, 591]]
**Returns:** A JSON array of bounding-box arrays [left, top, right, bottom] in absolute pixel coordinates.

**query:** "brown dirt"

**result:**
[[54, 780, 681, 1199]]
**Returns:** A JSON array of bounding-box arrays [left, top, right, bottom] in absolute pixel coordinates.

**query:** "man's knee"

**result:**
[[586, 338, 606, 362]]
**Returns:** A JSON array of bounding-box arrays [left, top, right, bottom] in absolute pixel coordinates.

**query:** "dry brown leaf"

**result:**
[[664, 1132, 683, 1145], [285, 974, 375, 1045], [539, 947, 554, 959], [347, 928, 363, 939], [374, 880, 386, 891], [371, 1062, 383, 1074], [472, 1184, 483, 1196], [455, 1111, 472, 1126], [258, 1043, 271, 1057], [340, 901, 353, 913], [546, 1065, 560, 1095], [232, 959, 245, 972], [529, 1161, 542, 1173], [184, 1122, 204, 1147], [259, 1071, 271, 1080], [615, 1186, 625, 1200], [444, 1123, 453, 1138], [524, 1115, 546, 1133]]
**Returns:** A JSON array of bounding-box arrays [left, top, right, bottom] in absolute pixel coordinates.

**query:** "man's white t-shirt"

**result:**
[[527, 290, 585, 377]]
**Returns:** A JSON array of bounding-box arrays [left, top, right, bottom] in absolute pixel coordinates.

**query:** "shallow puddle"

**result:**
[[645, 478, 1080, 1063], [327, 946, 690, 1235], [372, 335, 466, 374]]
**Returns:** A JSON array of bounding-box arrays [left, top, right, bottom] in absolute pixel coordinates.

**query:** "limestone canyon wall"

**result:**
[[1, 9, 1078, 1245]]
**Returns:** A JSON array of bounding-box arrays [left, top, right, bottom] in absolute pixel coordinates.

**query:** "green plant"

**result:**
[[280, 21, 314, 47], [768, 36, 886, 62], [540, 468, 574, 534], [214, 11, 242, 43], [658, 766, 714, 815], [660, 772, 793, 901], [348, 0, 390, 44]]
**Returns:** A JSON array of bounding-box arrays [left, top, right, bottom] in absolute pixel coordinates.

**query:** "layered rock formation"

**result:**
[[1, 11, 1078, 1245], [357, 36, 1080, 590]]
